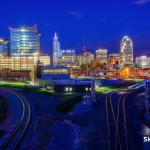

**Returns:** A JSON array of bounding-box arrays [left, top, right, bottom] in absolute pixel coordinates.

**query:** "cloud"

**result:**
[[132, 0, 150, 5], [69, 11, 83, 19]]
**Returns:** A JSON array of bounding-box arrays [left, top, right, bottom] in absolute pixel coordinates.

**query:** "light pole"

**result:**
[[145, 80, 150, 115], [90, 66, 96, 102]]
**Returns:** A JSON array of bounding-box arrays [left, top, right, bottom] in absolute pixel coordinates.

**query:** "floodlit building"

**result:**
[[41, 66, 70, 80], [96, 49, 108, 64], [39, 54, 51, 66], [120, 36, 133, 67], [0, 38, 9, 56], [53, 33, 62, 66], [135, 56, 150, 68], [0, 56, 37, 70], [61, 49, 77, 67], [108, 53, 120, 69], [0, 54, 51, 70], [77, 51, 94, 66], [9, 25, 40, 56]]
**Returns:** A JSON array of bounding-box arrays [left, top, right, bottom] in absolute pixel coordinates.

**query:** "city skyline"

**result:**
[[1, 25, 150, 58], [0, 0, 150, 56], [0, 1, 150, 150]]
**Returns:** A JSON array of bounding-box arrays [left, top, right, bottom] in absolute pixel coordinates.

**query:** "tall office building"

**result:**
[[9, 25, 40, 56], [78, 51, 94, 66], [108, 53, 120, 70], [120, 36, 133, 67], [53, 33, 62, 66], [96, 49, 108, 64], [61, 49, 77, 67], [0, 38, 9, 56]]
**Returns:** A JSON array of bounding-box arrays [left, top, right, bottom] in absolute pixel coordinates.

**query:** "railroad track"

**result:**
[[106, 89, 135, 150], [0, 88, 31, 150]]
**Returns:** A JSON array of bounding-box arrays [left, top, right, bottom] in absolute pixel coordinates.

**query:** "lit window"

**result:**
[[69, 87, 72, 92], [85, 87, 88, 91], [65, 87, 69, 92]]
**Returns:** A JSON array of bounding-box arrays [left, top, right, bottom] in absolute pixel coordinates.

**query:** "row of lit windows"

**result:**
[[65, 87, 91, 92]]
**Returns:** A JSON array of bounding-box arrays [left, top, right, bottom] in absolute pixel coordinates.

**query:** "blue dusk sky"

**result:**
[[0, 0, 150, 56]]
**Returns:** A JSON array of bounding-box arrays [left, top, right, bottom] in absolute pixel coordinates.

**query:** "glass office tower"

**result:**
[[120, 36, 133, 67], [9, 25, 40, 56], [0, 38, 9, 56]]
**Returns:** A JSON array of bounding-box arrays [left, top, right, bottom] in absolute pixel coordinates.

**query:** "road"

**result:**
[[0, 86, 146, 150]]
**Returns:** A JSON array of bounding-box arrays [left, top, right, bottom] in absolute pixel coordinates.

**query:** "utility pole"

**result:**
[[91, 69, 96, 102], [145, 80, 150, 115]]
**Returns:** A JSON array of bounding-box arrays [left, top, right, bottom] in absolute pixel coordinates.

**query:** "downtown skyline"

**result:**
[[0, 1, 150, 150], [0, 0, 150, 56]]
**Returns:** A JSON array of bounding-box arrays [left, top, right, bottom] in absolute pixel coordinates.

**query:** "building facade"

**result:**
[[136, 56, 150, 68], [78, 51, 94, 66], [39, 55, 51, 66], [61, 49, 77, 67], [0, 56, 36, 70], [9, 25, 40, 56], [0, 38, 9, 56], [96, 49, 108, 64], [108, 53, 120, 70], [120, 36, 133, 67]]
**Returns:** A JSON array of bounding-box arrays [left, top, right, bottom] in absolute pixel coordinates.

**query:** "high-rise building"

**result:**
[[78, 51, 94, 66], [120, 36, 133, 67], [61, 49, 77, 67], [108, 53, 120, 69], [135, 56, 150, 68], [9, 25, 40, 56], [53, 33, 62, 66], [0, 38, 9, 56], [96, 49, 108, 64]]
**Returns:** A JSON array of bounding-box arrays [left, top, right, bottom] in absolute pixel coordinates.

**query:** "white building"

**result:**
[[53, 33, 62, 66], [136, 56, 150, 68], [96, 49, 108, 64], [120, 36, 133, 67]]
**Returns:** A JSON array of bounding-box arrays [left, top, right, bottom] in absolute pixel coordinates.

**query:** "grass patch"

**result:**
[[96, 80, 142, 94], [23, 85, 54, 96], [0, 81, 29, 88], [0, 81, 54, 96], [96, 86, 114, 94]]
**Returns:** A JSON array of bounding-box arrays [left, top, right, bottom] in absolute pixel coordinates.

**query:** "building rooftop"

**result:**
[[53, 79, 91, 85]]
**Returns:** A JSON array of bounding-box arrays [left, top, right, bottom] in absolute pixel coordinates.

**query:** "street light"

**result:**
[[90, 65, 96, 102], [145, 80, 150, 114]]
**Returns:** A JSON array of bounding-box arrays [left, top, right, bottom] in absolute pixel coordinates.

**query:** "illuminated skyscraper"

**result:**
[[78, 51, 94, 66], [96, 49, 108, 64], [120, 36, 133, 67], [53, 33, 61, 65], [9, 25, 40, 56], [0, 38, 9, 56]]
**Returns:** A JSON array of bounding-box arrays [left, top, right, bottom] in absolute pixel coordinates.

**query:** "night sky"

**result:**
[[0, 0, 150, 56]]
